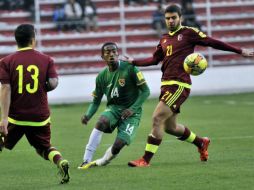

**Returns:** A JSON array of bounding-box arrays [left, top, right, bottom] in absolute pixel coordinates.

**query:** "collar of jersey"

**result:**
[[18, 47, 33, 51], [107, 60, 121, 72], [168, 25, 183, 36]]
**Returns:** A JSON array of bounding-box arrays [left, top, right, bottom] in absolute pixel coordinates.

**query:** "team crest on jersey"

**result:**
[[177, 34, 183, 41], [118, 79, 125, 87]]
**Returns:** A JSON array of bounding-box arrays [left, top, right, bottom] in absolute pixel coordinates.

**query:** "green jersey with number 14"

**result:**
[[93, 61, 146, 111]]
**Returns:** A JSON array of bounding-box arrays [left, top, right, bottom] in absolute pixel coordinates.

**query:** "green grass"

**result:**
[[1, 93, 254, 190]]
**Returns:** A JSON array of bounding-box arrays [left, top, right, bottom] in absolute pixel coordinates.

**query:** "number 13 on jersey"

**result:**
[[16, 65, 39, 94]]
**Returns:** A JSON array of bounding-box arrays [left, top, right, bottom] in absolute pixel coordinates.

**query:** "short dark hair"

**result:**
[[101, 42, 118, 55], [14, 24, 35, 48], [165, 4, 182, 17]]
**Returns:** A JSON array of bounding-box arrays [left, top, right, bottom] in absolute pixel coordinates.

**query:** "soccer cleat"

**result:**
[[58, 159, 70, 184], [128, 157, 150, 167], [77, 160, 97, 170], [77, 161, 88, 169], [198, 137, 210, 161]]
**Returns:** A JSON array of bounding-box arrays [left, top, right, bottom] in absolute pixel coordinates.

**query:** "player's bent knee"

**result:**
[[96, 118, 110, 132]]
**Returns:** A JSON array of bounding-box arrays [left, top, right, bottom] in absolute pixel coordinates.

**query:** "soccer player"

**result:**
[[78, 42, 150, 169], [125, 4, 254, 167], [0, 24, 70, 183]]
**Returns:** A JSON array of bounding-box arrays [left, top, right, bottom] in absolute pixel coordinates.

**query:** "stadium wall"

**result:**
[[48, 65, 254, 104]]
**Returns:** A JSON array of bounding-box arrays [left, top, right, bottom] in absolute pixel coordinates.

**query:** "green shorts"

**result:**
[[100, 107, 142, 145]]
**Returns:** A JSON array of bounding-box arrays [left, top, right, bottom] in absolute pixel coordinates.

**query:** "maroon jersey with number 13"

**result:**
[[0, 48, 58, 122]]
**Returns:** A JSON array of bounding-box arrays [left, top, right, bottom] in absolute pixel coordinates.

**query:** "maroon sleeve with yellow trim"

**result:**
[[188, 27, 242, 54], [0, 57, 11, 84], [133, 43, 164, 66], [196, 36, 242, 54], [47, 57, 58, 78]]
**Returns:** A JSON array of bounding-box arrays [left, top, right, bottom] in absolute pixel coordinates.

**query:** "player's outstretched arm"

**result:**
[[0, 84, 11, 136], [81, 96, 102, 125], [241, 48, 254, 57], [121, 55, 134, 64], [122, 55, 161, 66]]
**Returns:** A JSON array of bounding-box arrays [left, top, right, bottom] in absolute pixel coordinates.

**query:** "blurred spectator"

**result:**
[[0, 0, 24, 11], [83, 0, 98, 32], [53, 4, 66, 31], [0, 0, 34, 21], [124, 0, 149, 6], [0, 0, 6, 10], [181, 0, 201, 29], [152, 4, 166, 38], [23, 0, 35, 21], [64, 0, 83, 32], [76, 0, 87, 18]]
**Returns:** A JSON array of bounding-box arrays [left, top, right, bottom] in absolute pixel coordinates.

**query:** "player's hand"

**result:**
[[0, 119, 8, 136], [241, 48, 254, 57], [81, 115, 89, 125], [121, 109, 134, 120], [120, 55, 134, 64]]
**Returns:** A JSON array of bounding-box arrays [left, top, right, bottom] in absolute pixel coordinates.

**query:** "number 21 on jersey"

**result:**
[[16, 65, 39, 94], [166, 45, 172, 56]]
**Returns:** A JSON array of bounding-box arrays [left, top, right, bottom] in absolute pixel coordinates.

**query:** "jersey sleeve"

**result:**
[[188, 27, 242, 54], [153, 42, 165, 62], [47, 57, 58, 78], [133, 42, 164, 66], [92, 74, 104, 102], [85, 74, 103, 119], [0, 58, 10, 84], [128, 65, 150, 112], [131, 66, 147, 86]]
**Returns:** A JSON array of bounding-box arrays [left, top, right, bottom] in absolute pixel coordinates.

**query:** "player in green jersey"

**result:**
[[78, 42, 150, 169]]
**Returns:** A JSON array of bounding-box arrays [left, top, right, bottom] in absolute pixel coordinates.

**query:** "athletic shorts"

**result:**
[[100, 107, 142, 145], [4, 123, 51, 150], [159, 84, 190, 113]]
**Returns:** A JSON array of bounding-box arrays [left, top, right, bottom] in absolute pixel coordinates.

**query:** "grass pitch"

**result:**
[[0, 93, 253, 190]]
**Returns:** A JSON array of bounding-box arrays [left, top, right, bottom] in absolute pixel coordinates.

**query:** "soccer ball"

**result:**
[[183, 52, 208, 76]]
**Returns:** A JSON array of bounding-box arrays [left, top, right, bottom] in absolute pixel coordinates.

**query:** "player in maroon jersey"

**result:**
[[126, 4, 254, 167], [0, 24, 70, 183]]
